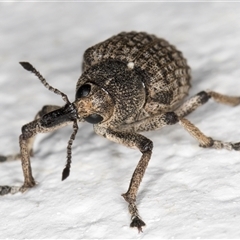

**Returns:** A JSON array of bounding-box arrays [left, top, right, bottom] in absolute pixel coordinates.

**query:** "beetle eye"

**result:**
[[85, 114, 103, 124], [76, 84, 91, 99]]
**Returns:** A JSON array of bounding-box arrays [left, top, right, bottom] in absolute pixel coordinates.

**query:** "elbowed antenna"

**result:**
[[19, 62, 70, 105], [19, 61, 79, 180]]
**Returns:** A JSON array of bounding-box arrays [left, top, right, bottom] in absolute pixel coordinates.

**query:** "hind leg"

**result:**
[[175, 90, 240, 118], [175, 90, 240, 150], [121, 90, 240, 151], [122, 90, 240, 151]]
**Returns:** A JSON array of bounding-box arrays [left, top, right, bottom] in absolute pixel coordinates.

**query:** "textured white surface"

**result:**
[[1, 2, 240, 239]]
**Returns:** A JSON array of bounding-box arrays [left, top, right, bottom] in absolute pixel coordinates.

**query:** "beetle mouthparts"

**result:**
[[40, 103, 78, 128]]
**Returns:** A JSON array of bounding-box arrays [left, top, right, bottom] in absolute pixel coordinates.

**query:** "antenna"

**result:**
[[62, 120, 79, 180], [19, 62, 70, 104], [20, 61, 79, 180]]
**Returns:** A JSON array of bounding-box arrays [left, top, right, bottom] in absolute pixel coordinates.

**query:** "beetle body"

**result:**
[[76, 32, 191, 128], [1, 31, 240, 233]]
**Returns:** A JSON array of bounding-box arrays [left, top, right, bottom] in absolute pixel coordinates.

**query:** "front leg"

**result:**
[[1, 119, 49, 195], [0, 104, 77, 195], [0, 105, 60, 162], [0, 120, 40, 195], [19, 121, 39, 192], [94, 125, 153, 232]]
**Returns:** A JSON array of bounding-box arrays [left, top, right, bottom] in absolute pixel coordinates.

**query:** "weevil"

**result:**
[[1, 32, 240, 232]]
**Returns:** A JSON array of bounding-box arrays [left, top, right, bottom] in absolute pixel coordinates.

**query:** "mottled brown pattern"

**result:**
[[1, 32, 240, 233], [82, 32, 191, 117]]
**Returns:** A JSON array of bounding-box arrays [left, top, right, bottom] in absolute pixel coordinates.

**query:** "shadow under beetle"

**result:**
[[1, 32, 240, 232]]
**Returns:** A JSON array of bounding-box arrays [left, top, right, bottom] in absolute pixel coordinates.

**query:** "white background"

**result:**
[[1, 2, 240, 239]]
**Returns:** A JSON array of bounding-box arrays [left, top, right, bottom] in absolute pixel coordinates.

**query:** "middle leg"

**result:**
[[0, 104, 74, 195]]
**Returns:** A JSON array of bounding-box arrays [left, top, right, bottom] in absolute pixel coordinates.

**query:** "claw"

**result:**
[[0, 186, 21, 195], [130, 216, 146, 233], [0, 155, 7, 162], [0, 185, 12, 195], [232, 142, 240, 150]]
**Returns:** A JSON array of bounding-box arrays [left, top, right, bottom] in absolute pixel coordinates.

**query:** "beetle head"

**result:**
[[74, 82, 114, 124], [76, 60, 146, 125]]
